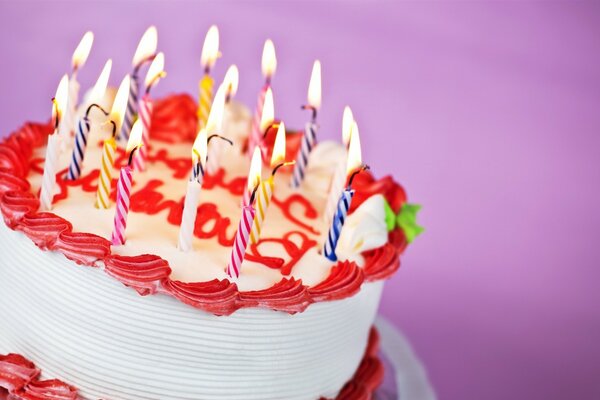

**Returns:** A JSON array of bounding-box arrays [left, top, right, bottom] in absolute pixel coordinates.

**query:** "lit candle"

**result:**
[[66, 59, 112, 180], [291, 60, 321, 188], [39, 75, 69, 211], [178, 128, 207, 252], [325, 107, 354, 223], [205, 84, 228, 175], [111, 120, 143, 246], [323, 125, 367, 261], [250, 122, 293, 244], [133, 52, 166, 172], [61, 31, 94, 141], [243, 88, 274, 207], [197, 25, 220, 129], [242, 146, 264, 207], [227, 147, 262, 279], [120, 26, 158, 145], [95, 75, 130, 209], [249, 39, 277, 156], [223, 65, 239, 104]]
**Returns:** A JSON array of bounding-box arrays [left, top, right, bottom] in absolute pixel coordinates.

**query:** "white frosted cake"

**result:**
[[0, 37, 420, 400]]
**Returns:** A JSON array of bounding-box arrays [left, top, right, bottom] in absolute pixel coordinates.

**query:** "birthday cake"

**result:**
[[0, 28, 421, 400]]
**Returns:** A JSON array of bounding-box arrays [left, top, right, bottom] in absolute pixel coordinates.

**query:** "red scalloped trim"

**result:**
[[0, 96, 406, 316], [0, 328, 383, 400]]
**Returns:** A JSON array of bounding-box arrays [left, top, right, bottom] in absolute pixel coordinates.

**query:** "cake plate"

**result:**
[[374, 317, 437, 400]]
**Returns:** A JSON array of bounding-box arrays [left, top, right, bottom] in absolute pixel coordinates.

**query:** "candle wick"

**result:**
[[262, 122, 280, 138], [347, 165, 370, 189], [85, 103, 109, 118], [51, 97, 59, 130], [301, 104, 317, 122], [265, 77, 271, 86], [109, 120, 117, 138], [249, 183, 260, 205], [146, 71, 167, 95], [208, 134, 234, 146], [128, 146, 140, 166], [271, 161, 295, 177]]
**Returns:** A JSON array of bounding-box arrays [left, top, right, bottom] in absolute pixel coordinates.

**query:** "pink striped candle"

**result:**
[[226, 205, 256, 279], [133, 95, 153, 171], [248, 84, 268, 156], [111, 166, 133, 246]]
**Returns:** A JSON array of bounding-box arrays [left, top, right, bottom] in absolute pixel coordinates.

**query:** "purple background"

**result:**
[[1, 1, 599, 399]]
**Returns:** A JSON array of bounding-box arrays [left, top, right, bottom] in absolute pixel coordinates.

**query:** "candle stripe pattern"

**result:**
[[39, 134, 60, 211], [65, 116, 91, 180], [95, 138, 116, 209], [133, 96, 153, 172], [323, 189, 355, 262], [291, 121, 317, 188], [227, 206, 256, 279], [120, 72, 139, 145], [111, 166, 133, 246], [248, 85, 267, 156], [197, 75, 213, 129], [250, 178, 274, 244]]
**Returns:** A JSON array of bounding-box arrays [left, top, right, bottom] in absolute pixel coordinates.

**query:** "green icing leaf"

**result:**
[[384, 200, 396, 232], [397, 203, 424, 243]]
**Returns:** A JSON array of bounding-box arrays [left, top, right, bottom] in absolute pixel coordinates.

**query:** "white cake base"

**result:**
[[0, 222, 383, 400]]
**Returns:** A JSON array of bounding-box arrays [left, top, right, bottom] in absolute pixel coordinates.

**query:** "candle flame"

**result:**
[[259, 87, 275, 133], [261, 39, 277, 79], [342, 106, 354, 146], [110, 75, 131, 133], [72, 31, 94, 70], [126, 119, 144, 154], [52, 74, 70, 129], [248, 147, 262, 191], [89, 59, 112, 104], [307, 60, 322, 110], [145, 52, 165, 90], [132, 26, 158, 67], [192, 128, 208, 168], [346, 121, 362, 177], [223, 65, 239, 99], [201, 25, 220, 71], [206, 84, 226, 133], [271, 122, 286, 168]]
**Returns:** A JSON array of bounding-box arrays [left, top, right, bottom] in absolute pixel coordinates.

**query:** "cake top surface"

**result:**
[[0, 92, 411, 315]]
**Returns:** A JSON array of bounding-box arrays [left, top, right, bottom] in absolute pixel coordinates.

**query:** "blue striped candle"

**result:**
[[323, 189, 354, 261], [65, 116, 91, 180], [291, 121, 317, 188], [119, 72, 139, 145]]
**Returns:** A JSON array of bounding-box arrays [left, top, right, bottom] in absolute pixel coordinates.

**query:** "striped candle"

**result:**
[[323, 189, 354, 262], [119, 72, 139, 145], [291, 121, 317, 188], [95, 137, 116, 209], [65, 116, 91, 180], [250, 177, 274, 245], [248, 84, 268, 156], [111, 166, 133, 246], [133, 95, 153, 172], [226, 205, 256, 279], [39, 133, 60, 211], [197, 75, 213, 129]]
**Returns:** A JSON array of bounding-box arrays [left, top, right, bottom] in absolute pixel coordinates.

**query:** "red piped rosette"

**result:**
[[0, 95, 408, 316], [0, 327, 383, 400]]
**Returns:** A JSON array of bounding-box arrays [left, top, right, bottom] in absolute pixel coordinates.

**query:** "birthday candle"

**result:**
[[133, 52, 165, 172], [223, 65, 239, 104], [205, 85, 227, 175], [197, 25, 219, 129], [120, 26, 157, 145], [322, 123, 364, 261], [227, 148, 261, 278], [40, 75, 69, 211], [61, 31, 93, 142], [66, 59, 112, 180], [111, 120, 143, 245], [250, 122, 291, 244], [249, 39, 277, 156], [325, 108, 355, 223], [243, 146, 263, 207], [292, 60, 321, 188], [178, 129, 207, 252], [95, 75, 130, 209]]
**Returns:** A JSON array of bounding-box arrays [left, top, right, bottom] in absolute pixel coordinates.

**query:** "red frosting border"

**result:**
[[0, 95, 407, 316], [0, 328, 383, 400]]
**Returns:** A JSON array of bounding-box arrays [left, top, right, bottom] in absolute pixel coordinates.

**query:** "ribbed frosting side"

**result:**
[[0, 223, 384, 400]]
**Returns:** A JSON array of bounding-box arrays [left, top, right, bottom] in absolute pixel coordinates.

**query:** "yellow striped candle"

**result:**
[[197, 25, 220, 129], [197, 74, 213, 129], [95, 137, 116, 209]]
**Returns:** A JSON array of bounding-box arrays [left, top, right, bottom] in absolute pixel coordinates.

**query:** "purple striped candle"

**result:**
[[111, 166, 133, 246]]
